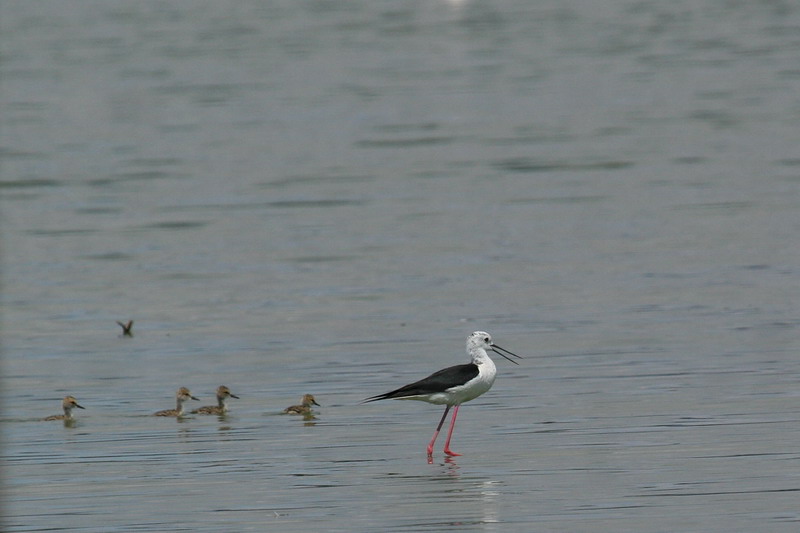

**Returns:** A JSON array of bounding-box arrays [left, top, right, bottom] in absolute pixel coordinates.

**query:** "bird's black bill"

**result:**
[[491, 344, 523, 365], [76, 404, 86, 409]]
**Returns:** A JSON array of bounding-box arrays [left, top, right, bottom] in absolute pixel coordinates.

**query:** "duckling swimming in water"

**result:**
[[192, 385, 239, 415], [283, 394, 320, 415], [43, 395, 85, 421], [154, 387, 199, 417]]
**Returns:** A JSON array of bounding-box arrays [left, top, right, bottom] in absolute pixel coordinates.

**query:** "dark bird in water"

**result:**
[[117, 320, 134, 337]]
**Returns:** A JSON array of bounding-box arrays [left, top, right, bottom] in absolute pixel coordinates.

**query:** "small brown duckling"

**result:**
[[192, 385, 240, 415], [154, 387, 199, 417], [283, 394, 320, 415], [43, 395, 85, 421]]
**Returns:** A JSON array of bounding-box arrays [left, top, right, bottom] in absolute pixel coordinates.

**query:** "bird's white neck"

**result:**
[[464, 345, 499, 400], [470, 347, 496, 369]]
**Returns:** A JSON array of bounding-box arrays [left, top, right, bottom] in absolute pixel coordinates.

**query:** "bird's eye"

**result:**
[[484, 337, 490, 343]]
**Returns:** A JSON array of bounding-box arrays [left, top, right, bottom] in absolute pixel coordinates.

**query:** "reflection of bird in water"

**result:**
[[154, 387, 199, 417], [192, 385, 240, 415], [43, 395, 85, 421], [283, 394, 320, 415], [363, 331, 521, 459]]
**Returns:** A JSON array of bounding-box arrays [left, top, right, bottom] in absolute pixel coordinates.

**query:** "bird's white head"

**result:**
[[467, 331, 522, 365], [468, 331, 494, 351]]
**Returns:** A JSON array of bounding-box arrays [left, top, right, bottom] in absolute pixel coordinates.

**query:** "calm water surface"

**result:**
[[2, 1, 799, 531]]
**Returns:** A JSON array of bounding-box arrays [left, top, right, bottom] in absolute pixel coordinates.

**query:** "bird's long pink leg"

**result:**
[[443, 405, 462, 457], [427, 405, 451, 457]]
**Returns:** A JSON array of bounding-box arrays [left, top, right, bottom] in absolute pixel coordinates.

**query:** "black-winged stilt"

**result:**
[[364, 331, 522, 459]]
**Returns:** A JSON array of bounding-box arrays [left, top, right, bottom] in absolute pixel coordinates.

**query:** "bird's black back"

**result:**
[[363, 363, 479, 402]]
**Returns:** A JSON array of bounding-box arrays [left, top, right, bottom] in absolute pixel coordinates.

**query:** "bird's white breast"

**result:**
[[444, 358, 497, 404]]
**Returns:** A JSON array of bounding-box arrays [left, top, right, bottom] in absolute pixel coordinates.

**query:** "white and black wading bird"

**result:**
[[364, 331, 522, 459]]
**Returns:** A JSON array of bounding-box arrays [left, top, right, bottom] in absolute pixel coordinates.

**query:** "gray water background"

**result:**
[[2, 1, 799, 531]]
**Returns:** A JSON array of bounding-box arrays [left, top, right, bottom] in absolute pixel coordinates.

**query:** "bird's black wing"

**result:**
[[363, 363, 479, 402]]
